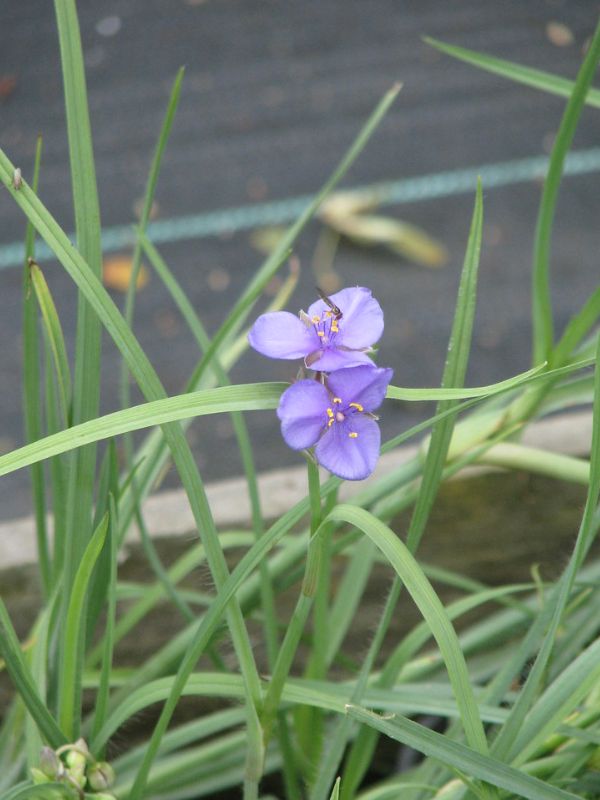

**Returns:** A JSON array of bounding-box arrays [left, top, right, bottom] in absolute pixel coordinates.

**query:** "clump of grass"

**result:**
[[1, 4, 600, 800]]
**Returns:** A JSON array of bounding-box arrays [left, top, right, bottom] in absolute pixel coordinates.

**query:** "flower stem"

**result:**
[[260, 458, 326, 749]]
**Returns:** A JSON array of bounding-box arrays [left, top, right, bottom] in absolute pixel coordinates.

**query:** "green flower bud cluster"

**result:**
[[31, 739, 116, 798]]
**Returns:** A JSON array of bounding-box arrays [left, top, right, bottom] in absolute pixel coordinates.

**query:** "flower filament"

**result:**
[[311, 310, 341, 345], [325, 395, 363, 438]]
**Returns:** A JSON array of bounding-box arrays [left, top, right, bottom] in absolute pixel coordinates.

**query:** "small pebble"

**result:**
[[96, 16, 122, 37], [207, 267, 230, 292], [546, 21, 574, 47]]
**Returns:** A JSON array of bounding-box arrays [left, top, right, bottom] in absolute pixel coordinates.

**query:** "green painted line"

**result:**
[[2, 147, 600, 271]]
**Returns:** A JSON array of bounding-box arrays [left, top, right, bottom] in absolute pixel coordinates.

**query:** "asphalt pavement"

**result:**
[[1, 0, 599, 521]]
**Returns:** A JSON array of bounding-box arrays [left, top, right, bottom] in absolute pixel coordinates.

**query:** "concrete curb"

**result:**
[[0, 410, 592, 570]]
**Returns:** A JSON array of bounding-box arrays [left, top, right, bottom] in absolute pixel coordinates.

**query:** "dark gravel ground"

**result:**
[[1, 0, 599, 521]]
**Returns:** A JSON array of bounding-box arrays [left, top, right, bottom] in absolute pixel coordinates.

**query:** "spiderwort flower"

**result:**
[[248, 286, 384, 371], [277, 365, 392, 480]]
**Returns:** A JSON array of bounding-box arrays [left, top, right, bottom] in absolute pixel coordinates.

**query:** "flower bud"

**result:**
[[87, 761, 115, 791], [31, 767, 50, 784], [39, 746, 61, 778], [64, 738, 89, 786]]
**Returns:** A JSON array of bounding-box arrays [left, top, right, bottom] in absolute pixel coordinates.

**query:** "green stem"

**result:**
[[260, 458, 324, 747], [479, 442, 589, 485]]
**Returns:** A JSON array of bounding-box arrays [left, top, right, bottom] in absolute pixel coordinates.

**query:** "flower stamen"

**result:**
[[349, 402, 364, 412], [348, 432, 358, 439]]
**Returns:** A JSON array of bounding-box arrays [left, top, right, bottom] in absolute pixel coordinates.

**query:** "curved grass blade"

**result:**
[[346, 705, 580, 800], [0, 383, 284, 478], [0, 357, 590, 482], [386, 362, 543, 401], [120, 66, 185, 404], [0, 600, 65, 749], [337, 180, 483, 800], [530, 18, 600, 364], [1, 783, 70, 800], [511, 637, 600, 766], [424, 37, 600, 109], [28, 261, 71, 426], [490, 335, 600, 763], [115, 254, 298, 541], [552, 286, 600, 367], [57, 513, 109, 739], [322, 504, 489, 757]]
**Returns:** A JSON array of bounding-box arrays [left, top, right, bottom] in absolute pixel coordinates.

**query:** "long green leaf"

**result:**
[[512, 637, 600, 765], [552, 286, 600, 366], [491, 335, 600, 762], [53, 0, 103, 587], [1, 783, 70, 800], [0, 600, 66, 749], [58, 513, 109, 738], [0, 383, 283, 477], [425, 37, 600, 108], [323, 504, 488, 755], [53, 1, 104, 754], [90, 495, 118, 756], [386, 362, 542, 400], [530, 18, 600, 363], [21, 136, 50, 597], [28, 261, 72, 426], [338, 181, 484, 800], [0, 358, 588, 481], [345, 706, 580, 800]]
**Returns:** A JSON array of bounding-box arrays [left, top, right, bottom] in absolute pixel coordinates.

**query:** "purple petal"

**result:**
[[248, 312, 316, 360], [306, 347, 375, 372], [315, 414, 381, 480], [326, 365, 393, 412], [307, 287, 384, 350], [277, 380, 329, 450]]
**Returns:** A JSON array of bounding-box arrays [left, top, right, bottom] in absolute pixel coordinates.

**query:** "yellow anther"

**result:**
[[312, 315, 321, 323], [332, 397, 342, 404], [326, 408, 334, 418], [349, 402, 364, 412], [317, 330, 325, 337], [325, 310, 332, 318], [328, 418, 335, 427], [348, 432, 358, 439], [331, 322, 339, 333]]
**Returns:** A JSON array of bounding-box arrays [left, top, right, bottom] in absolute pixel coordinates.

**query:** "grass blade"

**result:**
[[140, 233, 280, 663], [339, 180, 483, 799], [57, 513, 109, 739], [53, 1, 104, 753], [530, 18, 600, 363], [490, 336, 600, 763], [425, 37, 600, 108], [90, 496, 118, 757], [0, 383, 284, 477], [20, 136, 50, 598], [323, 505, 489, 756], [28, 261, 72, 426], [346, 706, 580, 800], [0, 600, 65, 749]]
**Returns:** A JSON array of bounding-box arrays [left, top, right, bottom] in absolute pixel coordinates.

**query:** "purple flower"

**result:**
[[277, 365, 393, 481], [248, 287, 384, 371]]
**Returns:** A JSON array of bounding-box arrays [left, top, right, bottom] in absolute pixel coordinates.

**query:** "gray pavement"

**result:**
[[1, 1, 599, 521]]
